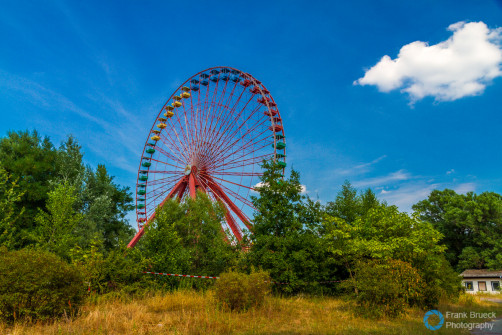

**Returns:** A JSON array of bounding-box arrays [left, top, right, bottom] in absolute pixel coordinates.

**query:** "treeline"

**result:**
[[1, 130, 502, 320]]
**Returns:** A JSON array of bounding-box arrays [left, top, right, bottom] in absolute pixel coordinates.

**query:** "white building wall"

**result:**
[[462, 278, 501, 294]]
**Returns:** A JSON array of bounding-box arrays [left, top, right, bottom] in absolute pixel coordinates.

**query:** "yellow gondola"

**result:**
[[181, 86, 190, 92], [158, 117, 167, 122], [152, 130, 161, 134], [165, 106, 174, 111], [173, 95, 182, 101], [151, 135, 160, 141], [164, 111, 174, 118], [182, 92, 191, 98], [157, 123, 167, 129], [173, 101, 182, 107]]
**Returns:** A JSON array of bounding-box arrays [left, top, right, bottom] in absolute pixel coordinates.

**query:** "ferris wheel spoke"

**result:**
[[147, 178, 184, 211], [211, 171, 263, 176], [211, 88, 266, 146], [146, 170, 183, 174], [202, 79, 243, 149], [210, 106, 268, 160], [199, 76, 222, 147], [151, 143, 186, 166], [144, 185, 176, 210], [158, 129, 189, 163], [200, 83, 251, 150], [145, 175, 182, 187], [207, 129, 272, 170], [201, 173, 256, 191], [150, 157, 185, 170], [210, 152, 272, 172], [208, 96, 262, 153]]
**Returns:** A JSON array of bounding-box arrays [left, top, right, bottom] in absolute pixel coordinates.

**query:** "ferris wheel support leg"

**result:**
[[189, 173, 197, 199], [127, 176, 188, 248], [206, 179, 252, 235], [222, 206, 243, 240], [206, 177, 252, 230]]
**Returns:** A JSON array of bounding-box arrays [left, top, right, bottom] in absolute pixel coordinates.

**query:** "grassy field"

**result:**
[[1, 291, 501, 334]]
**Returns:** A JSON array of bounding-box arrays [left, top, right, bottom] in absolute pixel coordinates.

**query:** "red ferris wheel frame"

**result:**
[[127, 66, 286, 248]]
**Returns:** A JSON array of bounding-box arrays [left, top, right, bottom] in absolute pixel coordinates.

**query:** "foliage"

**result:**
[[325, 183, 460, 305], [346, 259, 423, 319], [0, 130, 134, 253], [325, 181, 382, 224], [214, 270, 271, 311], [0, 248, 84, 322], [79, 164, 134, 251], [70, 240, 148, 295], [138, 193, 238, 289], [35, 182, 84, 260], [0, 169, 25, 249], [0, 130, 58, 247], [248, 160, 338, 294], [413, 189, 502, 271]]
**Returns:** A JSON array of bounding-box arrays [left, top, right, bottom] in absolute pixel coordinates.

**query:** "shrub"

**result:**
[[70, 243, 148, 295], [0, 248, 84, 322], [345, 259, 423, 319], [214, 270, 270, 311]]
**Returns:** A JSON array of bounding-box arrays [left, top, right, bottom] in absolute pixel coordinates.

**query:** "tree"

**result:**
[[325, 185, 460, 306], [0, 169, 25, 249], [0, 130, 58, 246], [80, 164, 134, 251], [248, 160, 337, 294], [326, 181, 383, 223], [35, 182, 84, 259], [413, 189, 502, 271], [0, 130, 134, 252], [138, 192, 238, 288]]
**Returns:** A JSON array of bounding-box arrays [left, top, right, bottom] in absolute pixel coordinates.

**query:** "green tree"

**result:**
[[35, 182, 84, 259], [413, 189, 502, 271], [0, 130, 58, 246], [139, 193, 238, 288], [248, 160, 337, 294], [80, 164, 134, 251], [0, 169, 25, 249], [325, 184, 460, 306]]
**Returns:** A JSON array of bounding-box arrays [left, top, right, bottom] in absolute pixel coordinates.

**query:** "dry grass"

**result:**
[[1, 291, 501, 335]]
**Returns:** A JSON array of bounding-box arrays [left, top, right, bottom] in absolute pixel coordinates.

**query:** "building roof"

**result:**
[[460, 269, 502, 278]]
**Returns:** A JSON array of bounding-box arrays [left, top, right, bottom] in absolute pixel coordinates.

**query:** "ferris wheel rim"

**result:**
[[133, 66, 286, 241]]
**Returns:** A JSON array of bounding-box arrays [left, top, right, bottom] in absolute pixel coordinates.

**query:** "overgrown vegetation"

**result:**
[[215, 270, 271, 311], [0, 248, 84, 322], [0, 129, 500, 327], [1, 291, 501, 335]]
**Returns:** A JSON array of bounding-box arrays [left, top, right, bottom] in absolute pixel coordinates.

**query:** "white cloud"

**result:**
[[379, 182, 439, 212], [454, 182, 476, 194], [352, 169, 411, 188], [335, 155, 387, 176], [446, 169, 455, 175], [355, 21, 502, 101]]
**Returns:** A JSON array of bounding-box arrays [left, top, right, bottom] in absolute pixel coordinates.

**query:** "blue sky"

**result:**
[[1, 0, 501, 225]]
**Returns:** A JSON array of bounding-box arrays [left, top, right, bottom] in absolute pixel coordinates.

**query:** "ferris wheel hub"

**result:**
[[184, 164, 192, 175]]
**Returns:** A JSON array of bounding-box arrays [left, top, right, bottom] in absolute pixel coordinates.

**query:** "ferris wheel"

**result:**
[[127, 67, 286, 247]]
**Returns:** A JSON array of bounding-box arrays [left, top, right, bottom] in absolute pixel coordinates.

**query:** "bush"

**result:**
[[346, 259, 423, 319], [214, 270, 270, 311], [70, 242, 148, 295], [0, 248, 85, 322]]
